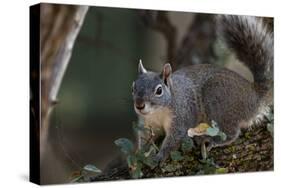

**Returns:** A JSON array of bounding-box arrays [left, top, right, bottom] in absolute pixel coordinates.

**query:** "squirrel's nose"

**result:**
[[135, 99, 145, 110]]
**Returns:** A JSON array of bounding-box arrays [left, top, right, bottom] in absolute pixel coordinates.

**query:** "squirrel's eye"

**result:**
[[155, 85, 163, 96]]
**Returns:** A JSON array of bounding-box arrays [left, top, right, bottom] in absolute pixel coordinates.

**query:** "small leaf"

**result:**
[[216, 167, 228, 174], [143, 156, 158, 168], [181, 137, 194, 152], [83, 164, 102, 173], [135, 149, 145, 160], [206, 126, 219, 137], [218, 131, 227, 141], [170, 151, 184, 161], [114, 138, 134, 155], [127, 155, 137, 168], [131, 163, 143, 179]]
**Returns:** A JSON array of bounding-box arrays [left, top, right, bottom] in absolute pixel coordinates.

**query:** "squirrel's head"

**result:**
[[132, 60, 173, 116]]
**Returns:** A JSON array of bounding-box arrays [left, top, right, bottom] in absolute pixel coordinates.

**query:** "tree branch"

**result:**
[[90, 123, 273, 181], [175, 14, 217, 68], [139, 10, 177, 67]]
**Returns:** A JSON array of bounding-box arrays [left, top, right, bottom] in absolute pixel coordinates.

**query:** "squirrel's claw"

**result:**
[[150, 152, 168, 169], [150, 155, 161, 169]]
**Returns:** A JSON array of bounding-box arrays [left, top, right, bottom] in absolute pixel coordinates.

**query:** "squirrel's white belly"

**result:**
[[143, 107, 173, 134]]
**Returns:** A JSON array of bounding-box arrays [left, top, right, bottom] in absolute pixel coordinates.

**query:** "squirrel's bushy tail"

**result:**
[[217, 15, 273, 94]]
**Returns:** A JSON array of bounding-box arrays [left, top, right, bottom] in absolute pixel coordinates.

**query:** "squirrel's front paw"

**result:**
[[151, 152, 170, 168], [150, 154, 164, 169]]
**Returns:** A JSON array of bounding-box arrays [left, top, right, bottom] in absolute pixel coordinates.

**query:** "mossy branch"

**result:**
[[88, 122, 272, 181]]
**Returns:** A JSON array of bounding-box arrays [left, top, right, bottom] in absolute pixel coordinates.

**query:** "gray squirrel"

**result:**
[[131, 15, 273, 163]]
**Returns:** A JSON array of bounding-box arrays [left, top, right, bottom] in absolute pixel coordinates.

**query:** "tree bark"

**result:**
[[40, 3, 88, 163]]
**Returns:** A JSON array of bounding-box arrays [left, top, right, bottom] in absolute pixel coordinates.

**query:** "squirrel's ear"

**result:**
[[161, 63, 172, 85], [162, 63, 172, 78], [138, 59, 147, 74]]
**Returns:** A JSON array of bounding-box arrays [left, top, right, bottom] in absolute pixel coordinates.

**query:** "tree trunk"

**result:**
[[40, 3, 88, 163]]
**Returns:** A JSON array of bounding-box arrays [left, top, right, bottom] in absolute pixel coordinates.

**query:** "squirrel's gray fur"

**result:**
[[132, 15, 273, 163]]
